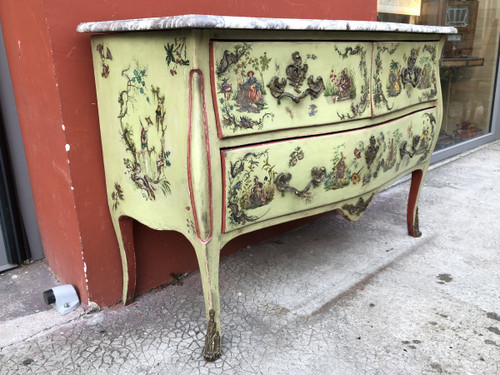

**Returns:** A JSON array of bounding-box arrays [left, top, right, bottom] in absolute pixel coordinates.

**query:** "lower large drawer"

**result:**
[[221, 108, 437, 232]]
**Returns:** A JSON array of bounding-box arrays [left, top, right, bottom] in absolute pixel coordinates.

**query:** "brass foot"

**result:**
[[411, 208, 422, 238], [203, 309, 221, 361]]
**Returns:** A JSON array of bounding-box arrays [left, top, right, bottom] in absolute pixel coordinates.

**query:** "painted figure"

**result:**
[[388, 69, 402, 97], [337, 69, 352, 100], [141, 125, 148, 151], [237, 71, 264, 113], [155, 102, 164, 129], [335, 154, 347, 180], [220, 78, 232, 100]]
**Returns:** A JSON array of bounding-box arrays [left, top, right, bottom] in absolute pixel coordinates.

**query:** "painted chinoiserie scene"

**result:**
[[222, 108, 438, 231], [212, 41, 372, 137], [372, 41, 440, 116], [90, 33, 196, 233], [79, 13, 454, 363]]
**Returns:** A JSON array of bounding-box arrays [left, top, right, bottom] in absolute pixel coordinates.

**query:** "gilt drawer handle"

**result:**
[[400, 135, 423, 158], [275, 166, 327, 198], [400, 48, 422, 88], [267, 51, 325, 104]]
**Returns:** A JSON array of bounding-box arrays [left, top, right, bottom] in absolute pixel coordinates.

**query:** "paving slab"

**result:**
[[0, 140, 499, 374], [0, 260, 59, 322]]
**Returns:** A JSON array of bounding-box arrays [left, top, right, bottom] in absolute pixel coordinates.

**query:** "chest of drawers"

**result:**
[[78, 15, 455, 361]]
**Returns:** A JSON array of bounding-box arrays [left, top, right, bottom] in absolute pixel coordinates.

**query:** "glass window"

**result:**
[[378, 0, 500, 150]]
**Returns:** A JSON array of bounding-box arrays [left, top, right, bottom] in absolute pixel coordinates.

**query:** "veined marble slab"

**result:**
[[77, 14, 457, 34]]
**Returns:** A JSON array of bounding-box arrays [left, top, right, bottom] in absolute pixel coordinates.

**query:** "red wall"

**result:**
[[0, 0, 376, 307]]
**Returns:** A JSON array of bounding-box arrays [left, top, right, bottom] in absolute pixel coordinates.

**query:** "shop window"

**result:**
[[378, 0, 500, 150]]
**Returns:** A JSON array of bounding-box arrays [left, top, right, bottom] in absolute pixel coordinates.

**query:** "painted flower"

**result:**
[[329, 69, 337, 83], [351, 173, 361, 184], [354, 148, 361, 159]]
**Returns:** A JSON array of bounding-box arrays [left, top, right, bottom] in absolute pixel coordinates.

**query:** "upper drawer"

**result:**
[[211, 41, 372, 138], [372, 41, 440, 117]]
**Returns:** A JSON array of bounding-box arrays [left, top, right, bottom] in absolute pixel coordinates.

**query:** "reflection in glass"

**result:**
[[379, 0, 499, 150]]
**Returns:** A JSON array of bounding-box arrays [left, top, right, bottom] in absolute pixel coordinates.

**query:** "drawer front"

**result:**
[[222, 108, 437, 232], [211, 41, 372, 138], [372, 41, 440, 117]]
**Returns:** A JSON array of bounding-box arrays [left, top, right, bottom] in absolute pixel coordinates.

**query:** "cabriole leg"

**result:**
[[193, 241, 222, 361], [407, 168, 427, 237], [111, 216, 137, 305]]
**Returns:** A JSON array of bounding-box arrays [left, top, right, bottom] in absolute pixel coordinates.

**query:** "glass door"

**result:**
[[378, 0, 500, 161], [0, 109, 30, 271], [0, 23, 43, 268]]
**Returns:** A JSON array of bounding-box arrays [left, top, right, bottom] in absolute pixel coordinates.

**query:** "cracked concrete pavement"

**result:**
[[0, 140, 499, 374]]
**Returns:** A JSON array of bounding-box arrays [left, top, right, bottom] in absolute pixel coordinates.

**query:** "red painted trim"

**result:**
[[222, 106, 436, 154], [186, 78, 198, 241], [407, 169, 423, 236], [187, 69, 213, 244], [335, 208, 353, 222], [220, 151, 228, 233], [370, 42, 375, 118]]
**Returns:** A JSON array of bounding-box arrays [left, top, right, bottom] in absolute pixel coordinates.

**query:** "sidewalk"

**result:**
[[1, 140, 499, 375]]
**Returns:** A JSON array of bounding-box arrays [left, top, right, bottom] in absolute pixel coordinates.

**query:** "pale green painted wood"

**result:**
[[91, 33, 195, 236], [89, 28, 446, 360], [372, 41, 441, 116], [222, 108, 438, 231], [212, 41, 372, 137]]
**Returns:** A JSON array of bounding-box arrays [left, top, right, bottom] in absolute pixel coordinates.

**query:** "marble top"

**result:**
[[77, 14, 457, 34]]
